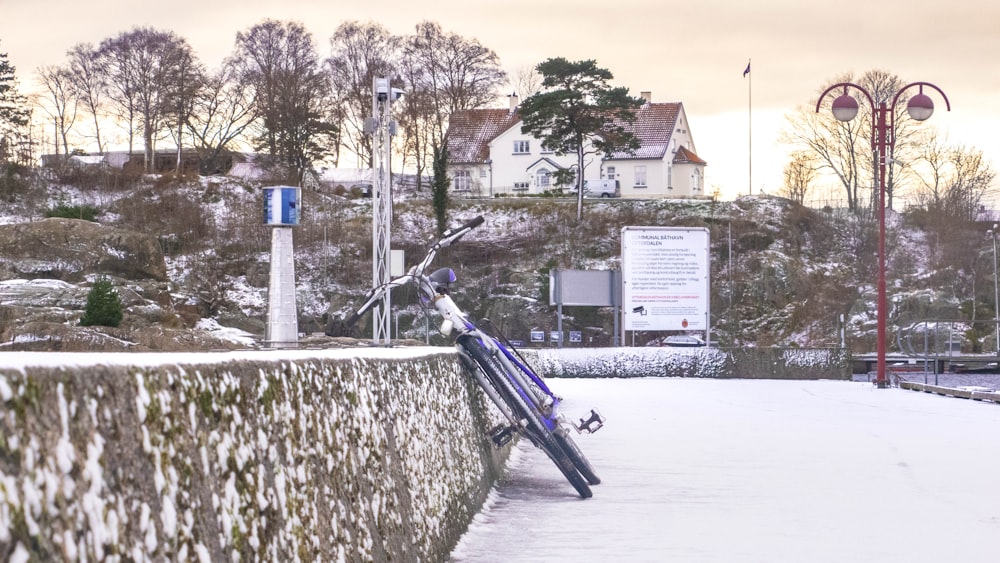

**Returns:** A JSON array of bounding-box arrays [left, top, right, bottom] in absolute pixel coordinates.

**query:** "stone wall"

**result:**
[[0, 349, 507, 562]]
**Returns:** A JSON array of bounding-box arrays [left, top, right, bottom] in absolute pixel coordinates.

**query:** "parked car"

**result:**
[[568, 179, 621, 198], [663, 335, 706, 347]]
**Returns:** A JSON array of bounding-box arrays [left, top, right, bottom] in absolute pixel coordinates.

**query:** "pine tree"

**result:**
[[0, 43, 30, 146], [80, 277, 124, 327], [518, 58, 644, 221]]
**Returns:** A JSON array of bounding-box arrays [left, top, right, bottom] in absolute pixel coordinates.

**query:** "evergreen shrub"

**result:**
[[80, 277, 123, 327]]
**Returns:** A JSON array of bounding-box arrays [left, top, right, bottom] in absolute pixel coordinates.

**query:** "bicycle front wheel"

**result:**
[[554, 432, 600, 485], [458, 335, 592, 498]]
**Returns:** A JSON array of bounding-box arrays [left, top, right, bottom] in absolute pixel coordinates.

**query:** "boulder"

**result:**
[[0, 217, 167, 282]]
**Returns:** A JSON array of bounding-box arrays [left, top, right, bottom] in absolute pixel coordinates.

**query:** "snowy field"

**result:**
[[451, 378, 1000, 563]]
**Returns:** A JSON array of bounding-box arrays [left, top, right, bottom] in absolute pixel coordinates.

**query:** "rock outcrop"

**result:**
[[0, 217, 167, 282]]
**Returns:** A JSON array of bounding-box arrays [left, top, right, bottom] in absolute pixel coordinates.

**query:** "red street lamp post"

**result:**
[[815, 82, 950, 388]]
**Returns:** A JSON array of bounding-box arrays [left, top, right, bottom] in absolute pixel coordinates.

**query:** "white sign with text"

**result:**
[[621, 226, 710, 331]]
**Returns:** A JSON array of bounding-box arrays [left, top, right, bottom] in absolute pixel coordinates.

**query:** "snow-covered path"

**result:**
[[450, 378, 1000, 563]]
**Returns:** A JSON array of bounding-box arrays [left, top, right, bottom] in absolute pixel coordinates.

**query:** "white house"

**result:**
[[445, 92, 708, 199]]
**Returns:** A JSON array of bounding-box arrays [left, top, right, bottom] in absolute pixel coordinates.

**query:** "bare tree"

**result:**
[[395, 53, 435, 188], [909, 130, 996, 221], [406, 21, 506, 144], [66, 43, 107, 154], [326, 21, 399, 169], [161, 43, 204, 174], [186, 61, 258, 174], [398, 21, 506, 186], [508, 64, 543, 99], [98, 27, 198, 172], [233, 19, 336, 182], [36, 65, 78, 157], [784, 70, 922, 213], [780, 151, 818, 205]]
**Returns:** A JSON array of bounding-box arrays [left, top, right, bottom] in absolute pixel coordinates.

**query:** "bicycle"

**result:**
[[329, 216, 605, 498]]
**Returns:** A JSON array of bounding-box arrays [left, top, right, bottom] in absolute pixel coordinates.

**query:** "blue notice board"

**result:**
[[264, 186, 300, 226]]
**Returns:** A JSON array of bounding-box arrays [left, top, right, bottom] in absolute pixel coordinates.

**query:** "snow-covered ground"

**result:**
[[451, 378, 1000, 563]]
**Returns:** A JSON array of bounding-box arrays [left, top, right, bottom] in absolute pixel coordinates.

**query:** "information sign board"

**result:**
[[621, 226, 710, 331]]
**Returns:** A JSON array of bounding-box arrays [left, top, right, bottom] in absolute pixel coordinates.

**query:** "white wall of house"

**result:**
[[483, 126, 599, 195], [667, 107, 701, 197], [672, 162, 706, 196], [450, 104, 706, 199], [607, 106, 702, 199]]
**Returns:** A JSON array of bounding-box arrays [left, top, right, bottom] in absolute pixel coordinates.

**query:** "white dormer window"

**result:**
[[513, 140, 530, 154]]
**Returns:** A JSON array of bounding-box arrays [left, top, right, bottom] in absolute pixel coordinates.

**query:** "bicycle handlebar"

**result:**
[[453, 215, 484, 235], [339, 216, 484, 330]]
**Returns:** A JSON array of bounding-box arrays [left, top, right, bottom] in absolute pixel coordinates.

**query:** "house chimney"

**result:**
[[509, 92, 519, 112], [640, 91, 652, 103]]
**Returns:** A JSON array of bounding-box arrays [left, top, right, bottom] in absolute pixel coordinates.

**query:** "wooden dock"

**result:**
[[899, 380, 1000, 403]]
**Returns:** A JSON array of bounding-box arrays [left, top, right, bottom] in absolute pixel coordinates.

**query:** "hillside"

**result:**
[[0, 168, 985, 353]]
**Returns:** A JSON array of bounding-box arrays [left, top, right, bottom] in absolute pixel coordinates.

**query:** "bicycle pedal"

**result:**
[[488, 424, 516, 447], [576, 409, 606, 434]]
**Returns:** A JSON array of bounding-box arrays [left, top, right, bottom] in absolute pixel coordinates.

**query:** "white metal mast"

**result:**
[[368, 77, 399, 345]]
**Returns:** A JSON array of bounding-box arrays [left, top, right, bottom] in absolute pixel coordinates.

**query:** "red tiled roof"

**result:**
[[445, 108, 521, 164], [605, 102, 680, 160], [674, 145, 707, 165]]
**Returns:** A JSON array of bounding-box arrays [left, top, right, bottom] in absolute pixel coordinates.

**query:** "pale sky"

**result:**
[[2, 0, 999, 202]]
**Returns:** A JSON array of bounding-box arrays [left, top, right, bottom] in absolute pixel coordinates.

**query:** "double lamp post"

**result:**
[[815, 81, 950, 388]]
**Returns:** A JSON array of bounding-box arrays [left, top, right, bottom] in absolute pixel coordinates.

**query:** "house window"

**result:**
[[513, 182, 529, 191], [513, 140, 530, 154], [537, 168, 551, 188], [479, 168, 487, 178], [454, 170, 471, 191], [692, 169, 702, 192], [635, 165, 647, 187], [667, 166, 672, 189], [606, 166, 616, 179]]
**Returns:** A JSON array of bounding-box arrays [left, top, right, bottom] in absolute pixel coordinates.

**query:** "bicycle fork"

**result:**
[[457, 346, 527, 447]]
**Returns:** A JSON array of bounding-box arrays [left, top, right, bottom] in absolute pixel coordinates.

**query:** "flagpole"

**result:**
[[747, 59, 752, 196]]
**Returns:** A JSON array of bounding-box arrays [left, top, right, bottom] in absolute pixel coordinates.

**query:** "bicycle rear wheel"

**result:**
[[458, 335, 592, 498]]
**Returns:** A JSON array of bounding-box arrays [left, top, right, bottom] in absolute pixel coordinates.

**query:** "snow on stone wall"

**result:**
[[528, 347, 850, 380], [0, 350, 507, 562]]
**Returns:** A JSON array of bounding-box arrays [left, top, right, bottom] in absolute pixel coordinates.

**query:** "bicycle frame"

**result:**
[[343, 217, 562, 419]]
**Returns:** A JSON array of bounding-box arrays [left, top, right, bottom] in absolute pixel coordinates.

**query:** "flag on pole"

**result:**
[[743, 61, 751, 77]]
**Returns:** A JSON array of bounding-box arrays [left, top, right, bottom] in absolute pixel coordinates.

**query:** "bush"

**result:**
[[0, 163, 30, 202], [45, 203, 100, 222], [80, 277, 123, 327]]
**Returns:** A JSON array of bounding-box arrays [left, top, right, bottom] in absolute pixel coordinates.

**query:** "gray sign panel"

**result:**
[[549, 269, 621, 307]]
